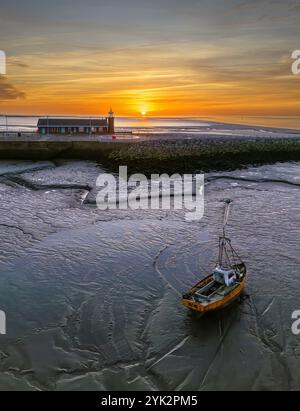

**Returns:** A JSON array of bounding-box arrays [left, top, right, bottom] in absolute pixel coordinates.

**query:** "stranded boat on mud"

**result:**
[[181, 199, 247, 314]]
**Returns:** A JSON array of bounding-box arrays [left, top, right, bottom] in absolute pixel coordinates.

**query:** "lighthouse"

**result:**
[[107, 108, 115, 134]]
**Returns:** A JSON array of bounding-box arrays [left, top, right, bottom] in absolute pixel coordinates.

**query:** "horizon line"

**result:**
[[1, 114, 300, 118]]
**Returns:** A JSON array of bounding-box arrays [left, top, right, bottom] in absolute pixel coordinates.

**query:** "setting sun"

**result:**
[[1, 1, 300, 117]]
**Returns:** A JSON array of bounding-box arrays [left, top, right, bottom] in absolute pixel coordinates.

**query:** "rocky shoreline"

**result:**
[[0, 134, 300, 174]]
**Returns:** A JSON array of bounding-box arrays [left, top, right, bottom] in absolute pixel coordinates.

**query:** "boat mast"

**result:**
[[218, 199, 232, 267], [222, 199, 232, 237]]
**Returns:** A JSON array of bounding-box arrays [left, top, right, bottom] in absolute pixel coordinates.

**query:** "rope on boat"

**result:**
[[218, 199, 244, 267]]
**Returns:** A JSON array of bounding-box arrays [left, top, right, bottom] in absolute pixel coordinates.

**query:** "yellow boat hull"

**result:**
[[181, 273, 247, 314]]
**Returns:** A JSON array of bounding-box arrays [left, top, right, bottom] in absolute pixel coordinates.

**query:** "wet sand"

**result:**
[[0, 160, 299, 390]]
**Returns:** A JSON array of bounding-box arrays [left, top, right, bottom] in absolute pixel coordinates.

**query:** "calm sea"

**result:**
[[1, 115, 300, 132]]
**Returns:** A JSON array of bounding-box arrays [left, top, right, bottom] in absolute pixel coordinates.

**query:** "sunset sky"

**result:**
[[0, 0, 300, 116]]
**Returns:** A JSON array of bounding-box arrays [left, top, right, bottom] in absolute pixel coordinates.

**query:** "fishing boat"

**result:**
[[181, 199, 247, 314]]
